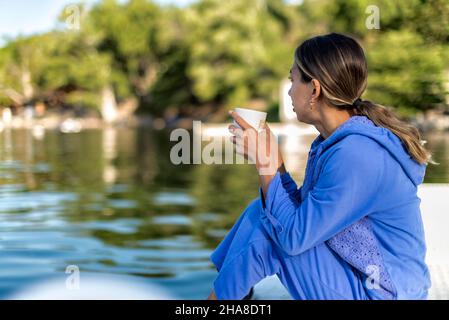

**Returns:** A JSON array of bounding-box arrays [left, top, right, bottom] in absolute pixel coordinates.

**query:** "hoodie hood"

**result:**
[[310, 115, 426, 186]]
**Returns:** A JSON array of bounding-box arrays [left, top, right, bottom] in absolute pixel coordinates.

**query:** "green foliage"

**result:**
[[0, 0, 447, 117], [365, 30, 447, 116], [183, 0, 292, 108], [302, 0, 449, 115]]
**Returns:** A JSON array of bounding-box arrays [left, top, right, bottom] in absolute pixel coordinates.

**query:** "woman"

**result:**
[[207, 33, 432, 300]]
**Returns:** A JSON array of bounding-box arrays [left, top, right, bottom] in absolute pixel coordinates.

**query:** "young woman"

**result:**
[[207, 33, 432, 300]]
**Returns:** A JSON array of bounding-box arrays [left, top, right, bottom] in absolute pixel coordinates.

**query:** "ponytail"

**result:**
[[294, 33, 435, 165], [353, 100, 435, 165]]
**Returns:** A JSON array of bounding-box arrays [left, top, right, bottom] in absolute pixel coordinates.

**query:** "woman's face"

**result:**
[[288, 63, 316, 124]]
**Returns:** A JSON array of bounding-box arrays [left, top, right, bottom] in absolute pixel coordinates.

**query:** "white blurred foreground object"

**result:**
[[418, 184, 449, 299], [8, 273, 176, 300]]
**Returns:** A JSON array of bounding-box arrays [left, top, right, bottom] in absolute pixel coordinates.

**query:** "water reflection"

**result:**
[[423, 132, 449, 183], [0, 127, 447, 299], [102, 128, 117, 185]]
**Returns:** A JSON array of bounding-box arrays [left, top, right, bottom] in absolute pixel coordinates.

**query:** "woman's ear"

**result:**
[[310, 79, 321, 103]]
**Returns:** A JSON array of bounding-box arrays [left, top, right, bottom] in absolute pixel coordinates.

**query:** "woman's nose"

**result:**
[[288, 87, 292, 97]]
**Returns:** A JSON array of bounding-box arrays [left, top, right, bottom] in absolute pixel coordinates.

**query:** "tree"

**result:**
[[298, 0, 449, 115], [182, 0, 293, 109], [365, 30, 447, 116], [1, 0, 447, 118]]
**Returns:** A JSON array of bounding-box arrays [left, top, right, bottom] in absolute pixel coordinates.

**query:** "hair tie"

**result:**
[[353, 98, 363, 108]]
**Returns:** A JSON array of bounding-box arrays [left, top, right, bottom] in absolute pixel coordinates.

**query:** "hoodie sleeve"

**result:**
[[259, 139, 383, 256], [268, 172, 302, 205]]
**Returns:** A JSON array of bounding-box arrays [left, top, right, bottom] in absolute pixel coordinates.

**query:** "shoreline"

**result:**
[[0, 112, 448, 133]]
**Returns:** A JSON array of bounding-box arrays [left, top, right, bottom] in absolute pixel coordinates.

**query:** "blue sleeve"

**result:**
[[260, 172, 302, 207], [259, 140, 383, 256]]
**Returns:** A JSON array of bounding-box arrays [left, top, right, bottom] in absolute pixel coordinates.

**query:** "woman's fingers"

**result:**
[[263, 122, 271, 132], [230, 136, 246, 156], [230, 135, 243, 145], [228, 125, 244, 139], [229, 110, 252, 130], [230, 135, 240, 145], [228, 120, 279, 169]]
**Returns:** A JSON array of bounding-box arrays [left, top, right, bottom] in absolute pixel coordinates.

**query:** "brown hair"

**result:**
[[294, 33, 434, 165]]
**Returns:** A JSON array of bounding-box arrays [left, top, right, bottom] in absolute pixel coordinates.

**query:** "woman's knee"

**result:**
[[239, 198, 268, 231], [226, 198, 261, 237], [241, 197, 263, 221], [243, 197, 261, 214], [226, 198, 273, 254], [210, 198, 264, 267]]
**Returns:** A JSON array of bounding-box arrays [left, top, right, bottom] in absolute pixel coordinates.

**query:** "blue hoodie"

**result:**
[[259, 115, 431, 299]]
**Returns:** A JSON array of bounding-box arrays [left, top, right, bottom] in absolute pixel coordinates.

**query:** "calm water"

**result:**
[[0, 127, 447, 299]]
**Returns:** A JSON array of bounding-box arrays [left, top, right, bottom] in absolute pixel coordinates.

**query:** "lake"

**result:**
[[0, 127, 448, 299]]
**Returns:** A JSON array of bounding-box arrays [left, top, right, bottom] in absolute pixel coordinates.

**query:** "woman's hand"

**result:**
[[228, 110, 284, 177]]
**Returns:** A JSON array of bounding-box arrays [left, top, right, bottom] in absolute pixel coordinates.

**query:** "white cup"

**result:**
[[233, 107, 267, 132]]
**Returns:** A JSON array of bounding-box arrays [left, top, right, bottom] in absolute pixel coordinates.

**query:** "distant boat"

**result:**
[[32, 125, 45, 140], [60, 119, 82, 133]]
